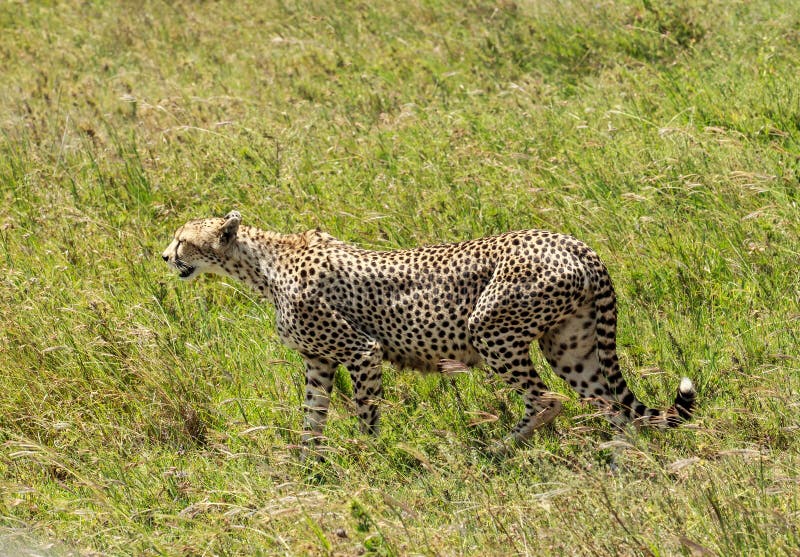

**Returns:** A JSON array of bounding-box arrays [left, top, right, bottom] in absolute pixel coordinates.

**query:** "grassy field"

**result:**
[[1, 0, 799, 555]]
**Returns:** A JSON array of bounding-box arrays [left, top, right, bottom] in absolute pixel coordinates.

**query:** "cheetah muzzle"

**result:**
[[163, 211, 696, 453], [176, 261, 196, 279]]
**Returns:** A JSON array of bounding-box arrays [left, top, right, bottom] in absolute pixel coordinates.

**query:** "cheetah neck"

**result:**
[[224, 226, 302, 304]]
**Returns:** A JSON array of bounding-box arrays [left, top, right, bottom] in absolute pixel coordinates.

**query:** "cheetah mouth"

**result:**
[[175, 262, 196, 279]]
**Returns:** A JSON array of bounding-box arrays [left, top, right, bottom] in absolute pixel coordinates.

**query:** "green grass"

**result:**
[[1, 0, 799, 554]]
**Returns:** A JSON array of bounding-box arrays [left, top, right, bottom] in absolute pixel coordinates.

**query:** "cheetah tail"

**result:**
[[590, 265, 696, 428], [663, 377, 697, 427]]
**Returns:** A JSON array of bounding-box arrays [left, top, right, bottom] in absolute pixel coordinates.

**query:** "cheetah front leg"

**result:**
[[342, 340, 384, 437], [300, 355, 336, 452], [293, 305, 385, 448]]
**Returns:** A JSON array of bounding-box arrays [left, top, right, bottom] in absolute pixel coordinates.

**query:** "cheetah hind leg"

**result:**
[[537, 317, 633, 471], [440, 357, 564, 456], [461, 349, 564, 454], [490, 385, 565, 458]]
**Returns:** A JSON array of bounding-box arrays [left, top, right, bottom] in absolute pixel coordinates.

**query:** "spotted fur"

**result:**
[[163, 211, 696, 449]]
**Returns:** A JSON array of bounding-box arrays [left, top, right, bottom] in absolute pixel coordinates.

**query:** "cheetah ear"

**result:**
[[219, 211, 241, 246]]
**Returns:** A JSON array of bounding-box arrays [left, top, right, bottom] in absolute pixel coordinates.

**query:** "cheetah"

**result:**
[[162, 211, 696, 451]]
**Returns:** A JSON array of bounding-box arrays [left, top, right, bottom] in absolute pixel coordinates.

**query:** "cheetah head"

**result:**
[[162, 211, 241, 281]]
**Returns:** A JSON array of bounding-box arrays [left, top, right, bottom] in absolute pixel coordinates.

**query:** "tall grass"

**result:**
[[1, 0, 798, 554]]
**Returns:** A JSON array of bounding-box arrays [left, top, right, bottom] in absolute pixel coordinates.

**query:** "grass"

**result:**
[[1, 0, 799, 554]]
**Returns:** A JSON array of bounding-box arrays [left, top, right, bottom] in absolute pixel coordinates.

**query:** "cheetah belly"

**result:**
[[354, 285, 483, 373], [382, 342, 483, 374]]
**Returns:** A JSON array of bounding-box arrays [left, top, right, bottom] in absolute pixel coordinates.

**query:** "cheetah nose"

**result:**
[[162, 254, 169, 262]]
